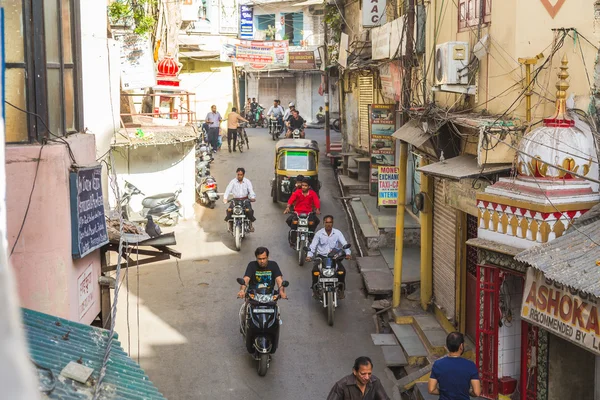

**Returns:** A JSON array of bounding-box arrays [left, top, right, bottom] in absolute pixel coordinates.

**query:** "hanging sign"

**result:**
[[379, 63, 402, 102], [221, 39, 289, 70], [240, 5, 253, 39], [521, 268, 600, 355], [289, 51, 316, 70], [69, 165, 109, 259], [362, 0, 387, 27], [378, 166, 399, 206], [369, 104, 396, 194]]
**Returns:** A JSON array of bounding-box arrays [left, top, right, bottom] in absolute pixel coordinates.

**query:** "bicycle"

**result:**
[[237, 123, 250, 153]]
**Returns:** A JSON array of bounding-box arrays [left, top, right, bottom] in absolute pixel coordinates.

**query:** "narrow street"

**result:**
[[115, 128, 395, 399]]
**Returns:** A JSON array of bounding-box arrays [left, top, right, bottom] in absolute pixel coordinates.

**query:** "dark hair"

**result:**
[[446, 332, 464, 352], [296, 175, 305, 183], [236, 167, 246, 174], [353, 356, 373, 371], [323, 215, 334, 222], [255, 247, 269, 257], [252, 97, 256, 100], [292, 109, 299, 113], [232, 107, 237, 112]]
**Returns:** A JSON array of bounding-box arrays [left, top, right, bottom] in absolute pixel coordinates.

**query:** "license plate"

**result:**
[[253, 309, 275, 314], [319, 278, 338, 283]]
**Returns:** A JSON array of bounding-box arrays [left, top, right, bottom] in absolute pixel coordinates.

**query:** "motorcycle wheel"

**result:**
[[257, 353, 269, 376], [272, 128, 277, 141], [298, 245, 306, 266], [326, 292, 335, 326], [332, 119, 341, 132], [262, 119, 269, 129], [209, 201, 215, 209], [234, 224, 242, 251]]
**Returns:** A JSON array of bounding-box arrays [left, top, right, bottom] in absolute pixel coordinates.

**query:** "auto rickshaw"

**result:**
[[271, 139, 320, 203]]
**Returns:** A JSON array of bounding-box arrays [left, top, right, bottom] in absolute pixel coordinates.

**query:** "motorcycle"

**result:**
[[237, 278, 289, 376], [291, 128, 303, 139], [121, 181, 182, 226], [310, 244, 351, 326], [268, 116, 282, 141], [251, 105, 268, 129], [227, 199, 252, 251], [196, 157, 219, 208], [288, 212, 315, 266]]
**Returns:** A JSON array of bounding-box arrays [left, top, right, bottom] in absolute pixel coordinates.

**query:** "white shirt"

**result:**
[[267, 105, 284, 117], [224, 177, 256, 200], [308, 228, 351, 258], [283, 108, 294, 121]]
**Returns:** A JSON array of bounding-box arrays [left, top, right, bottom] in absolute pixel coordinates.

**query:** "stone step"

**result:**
[[357, 256, 389, 272], [395, 364, 434, 393], [362, 270, 393, 295], [347, 167, 359, 177], [414, 381, 487, 400], [352, 201, 378, 238], [339, 175, 369, 192], [413, 314, 448, 356], [382, 345, 408, 367], [390, 323, 429, 362]]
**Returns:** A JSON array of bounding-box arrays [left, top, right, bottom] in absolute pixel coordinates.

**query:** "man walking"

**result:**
[[327, 356, 390, 400], [226, 107, 248, 153], [205, 105, 222, 153], [428, 332, 481, 399]]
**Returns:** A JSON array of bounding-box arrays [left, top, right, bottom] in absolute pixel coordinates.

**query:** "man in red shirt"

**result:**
[[284, 180, 320, 246]]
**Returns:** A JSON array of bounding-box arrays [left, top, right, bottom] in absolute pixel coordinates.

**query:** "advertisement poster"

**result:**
[[369, 104, 396, 194], [240, 5, 253, 39], [521, 268, 600, 355], [289, 51, 316, 70], [378, 166, 399, 206], [379, 63, 402, 102], [219, 0, 239, 34], [114, 33, 155, 90], [221, 39, 289, 70]]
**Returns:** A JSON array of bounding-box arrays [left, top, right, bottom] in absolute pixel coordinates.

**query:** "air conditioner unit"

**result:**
[[435, 41, 469, 85]]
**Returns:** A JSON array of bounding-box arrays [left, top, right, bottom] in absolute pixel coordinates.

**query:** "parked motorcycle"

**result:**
[[288, 212, 315, 266], [121, 181, 182, 226], [227, 199, 252, 251], [196, 159, 219, 209], [310, 244, 351, 326], [268, 116, 282, 141], [237, 278, 289, 376]]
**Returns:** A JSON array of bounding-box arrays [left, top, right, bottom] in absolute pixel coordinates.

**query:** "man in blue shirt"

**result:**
[[428, 332, 481, 399]]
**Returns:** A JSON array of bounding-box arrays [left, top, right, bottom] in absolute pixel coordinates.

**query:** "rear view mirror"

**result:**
[[343, 244, 352, 250], [236, 278, 245, 285], [281, 281, 290, 288]]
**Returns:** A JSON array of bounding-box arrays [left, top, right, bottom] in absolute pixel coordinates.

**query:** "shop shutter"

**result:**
[[258, 78, 277, 106], [358, 75, 373, 150], [432, 178, 456, 321], [259, 78, 296, 110]]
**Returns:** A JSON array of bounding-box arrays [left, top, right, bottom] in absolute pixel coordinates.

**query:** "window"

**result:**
[[3, 0, 82, 143], [281, 12, 303, 46], [257, 14, 275, 40], [458, 0, 491, 30]]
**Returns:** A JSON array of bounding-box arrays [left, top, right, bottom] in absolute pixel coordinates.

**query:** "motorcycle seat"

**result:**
[[142, 193, 176, 208]]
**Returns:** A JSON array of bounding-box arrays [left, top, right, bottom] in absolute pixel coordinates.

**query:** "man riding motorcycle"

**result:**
[[283, 101, 296, 122], [286, 109, 307, 138], [284, 178, 320, 247], [248, 97, 258, 124], [223, 167, 257, 232], [306, 215, 351, 298], [267, 99, 285, 133]]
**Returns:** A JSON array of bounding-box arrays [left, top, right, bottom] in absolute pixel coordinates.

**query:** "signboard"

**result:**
[[220, 0, 239, 34], [114, 33, 156, 90], [78, 264, 95, 320], [379, 63, 402, 102], [221, 39, 289, 70], [338, 32, 349, 68], [362, 0, 387, 27], [240, 5, 253, 39], [521, 268, 600, 355], [369, 104, 396, 193], [289, 51, 316, 70], [371, 24, 391, 60], [378, 166, 399, 206], [69, 165, 109, 259]]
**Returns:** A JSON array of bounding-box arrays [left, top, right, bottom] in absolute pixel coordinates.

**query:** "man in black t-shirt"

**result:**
[[237, 247, 287, 298], [286, 109, 306, 138]]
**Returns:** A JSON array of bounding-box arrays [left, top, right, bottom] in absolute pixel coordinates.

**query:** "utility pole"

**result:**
[[518, 54, 543, 128], [323, 11, 330, 153]]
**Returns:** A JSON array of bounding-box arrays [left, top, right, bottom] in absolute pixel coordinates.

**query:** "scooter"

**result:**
[[310, 244, 351, 326], [196, 173, 219, 208], [237, 277, 289, 376], [121, 181, 182, 226]]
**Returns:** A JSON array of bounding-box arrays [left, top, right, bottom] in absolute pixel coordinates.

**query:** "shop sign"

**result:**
[[369, 104, 396, 194], [378, 166, 399, 206], [69, 165, 109, 259], [219, 0, 239, 34], [379, 63, 402, 102], [221, 39, 289, 70], [240, 5, 253, 39], [78, 264, 95, 320], [114, 33, 156, 90], [371, 24, 390, 60], [521, 268, 600, 355], [289, 51, 316, 70], [362, 0, 387, 27]]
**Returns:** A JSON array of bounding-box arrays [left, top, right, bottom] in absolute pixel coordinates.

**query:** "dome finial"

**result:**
[[551, 55, 570, 121]]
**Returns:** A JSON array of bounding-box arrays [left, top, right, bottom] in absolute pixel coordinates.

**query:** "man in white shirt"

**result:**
[[223, 167, 257, 231], [283, 102, 296, 122], [266, 99, 285, 133], [306, 215, 351, 298]]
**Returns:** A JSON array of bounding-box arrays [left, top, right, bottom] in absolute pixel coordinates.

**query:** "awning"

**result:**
[[180, 50, 220, 59], [392, 120, 430, 147], [416, 154, 511, 180], [292, 0, 323, 6]]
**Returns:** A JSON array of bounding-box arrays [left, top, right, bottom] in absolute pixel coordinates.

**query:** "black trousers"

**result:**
[[312, 259, 346, 287], [225, 199, 256, 222], [227, 128, 237, 150], [286, 213, 319, 245]]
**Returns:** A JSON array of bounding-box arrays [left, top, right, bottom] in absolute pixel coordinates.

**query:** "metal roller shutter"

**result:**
[[358, 75, 373, 150], [432, 178, 456, 321], [258, 78, 296, 109]]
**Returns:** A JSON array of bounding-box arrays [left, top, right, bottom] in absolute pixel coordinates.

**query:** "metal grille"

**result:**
[[476, 265, 500, 399], [466, 214, 478, 277], [358, 75, 373, 150]]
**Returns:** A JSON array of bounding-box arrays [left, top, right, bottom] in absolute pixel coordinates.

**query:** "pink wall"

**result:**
[[6, 134, 102, 324]]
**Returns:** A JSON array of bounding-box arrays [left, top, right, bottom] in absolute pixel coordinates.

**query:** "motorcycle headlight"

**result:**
[[233, 206, 243, 215], [323, 268, 335, 277]]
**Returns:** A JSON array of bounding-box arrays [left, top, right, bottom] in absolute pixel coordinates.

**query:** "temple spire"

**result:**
[[551, 55, 570, 121]]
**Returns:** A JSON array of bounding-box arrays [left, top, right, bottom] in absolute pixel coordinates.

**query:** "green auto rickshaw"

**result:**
[[271, 139, 320, 203]]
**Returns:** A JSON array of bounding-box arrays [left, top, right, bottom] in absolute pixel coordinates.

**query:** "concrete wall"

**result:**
[[548, 334, 595, 400], [342, 85, 360, 149], [6, 135, 101, 324]]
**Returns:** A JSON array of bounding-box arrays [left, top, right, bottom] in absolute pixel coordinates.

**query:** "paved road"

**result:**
[[115, 128, 395, 399]]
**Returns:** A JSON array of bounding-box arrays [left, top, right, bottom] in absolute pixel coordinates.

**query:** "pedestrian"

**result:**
[[327, 356, 390, 400], [428, 332, 481, 399], [226, 107, 248, 153], [205, 105, 222, 153]]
